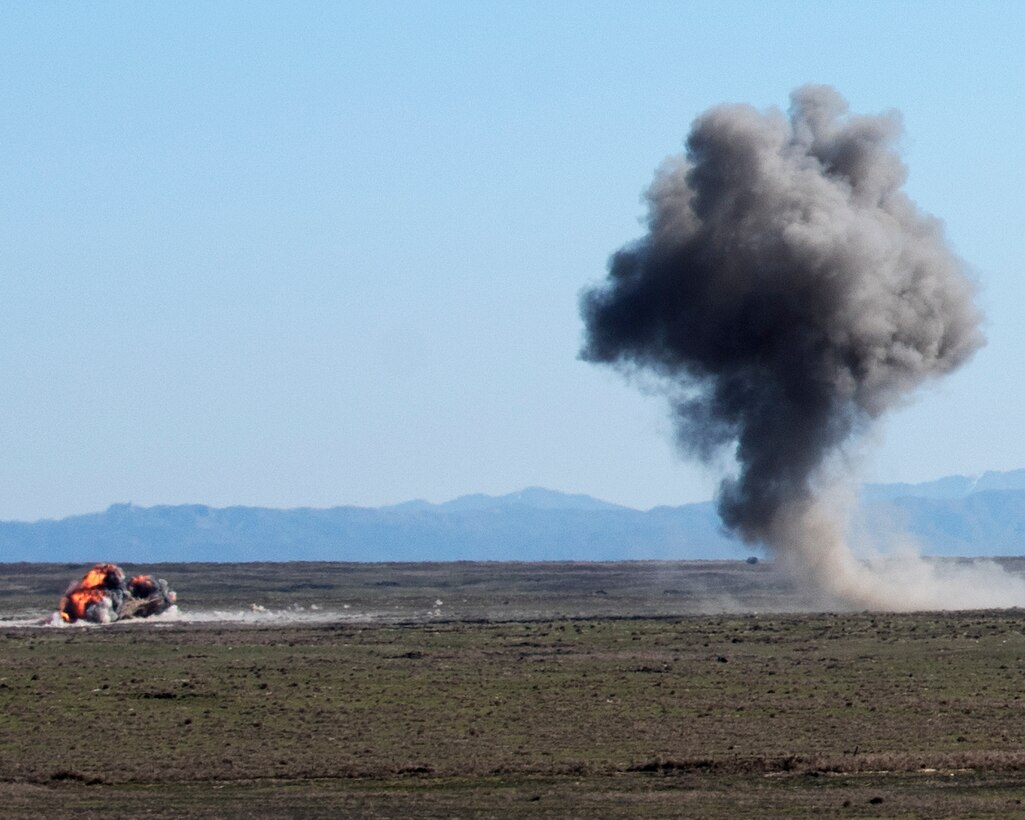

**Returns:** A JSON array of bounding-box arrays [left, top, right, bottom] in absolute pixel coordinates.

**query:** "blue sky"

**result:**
[[2, 1, 1024, 520]]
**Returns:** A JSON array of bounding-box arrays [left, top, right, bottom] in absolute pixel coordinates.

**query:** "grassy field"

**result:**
[[3, 562, 1025, 816]]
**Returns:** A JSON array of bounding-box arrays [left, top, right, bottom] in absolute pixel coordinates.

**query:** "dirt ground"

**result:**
[[3, 561, 1025, 816]]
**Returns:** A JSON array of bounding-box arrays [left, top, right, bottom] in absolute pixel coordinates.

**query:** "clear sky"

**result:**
[[2, 1, 1024, 521]]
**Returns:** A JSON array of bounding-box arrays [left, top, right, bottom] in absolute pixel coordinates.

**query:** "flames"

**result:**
[[59, 563, 177, 624]]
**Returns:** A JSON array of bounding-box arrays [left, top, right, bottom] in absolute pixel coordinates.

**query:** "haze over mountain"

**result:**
[[3, 472, 1025, 564]]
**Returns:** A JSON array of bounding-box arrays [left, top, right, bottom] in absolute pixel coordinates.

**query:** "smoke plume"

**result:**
[[581, 86, 990, 608]]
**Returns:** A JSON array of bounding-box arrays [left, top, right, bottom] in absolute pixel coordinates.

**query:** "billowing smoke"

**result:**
[[581, 86, 992, 608], [59, 563, 177, 624]]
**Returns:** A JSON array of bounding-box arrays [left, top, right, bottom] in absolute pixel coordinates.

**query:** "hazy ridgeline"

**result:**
[[6, 475, 1025, 573]]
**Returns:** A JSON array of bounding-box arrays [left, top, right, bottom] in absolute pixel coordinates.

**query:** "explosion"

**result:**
[[59, 563, 177, 624], [581, 86, 990, 608]]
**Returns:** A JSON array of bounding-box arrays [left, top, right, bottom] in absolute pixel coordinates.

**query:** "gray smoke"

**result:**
[[581, 86, 986, 607]]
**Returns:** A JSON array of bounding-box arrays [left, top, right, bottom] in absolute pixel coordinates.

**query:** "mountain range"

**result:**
[[4, 470, 1025, 563]]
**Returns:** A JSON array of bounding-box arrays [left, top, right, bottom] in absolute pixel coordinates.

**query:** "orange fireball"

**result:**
[[59, 563, 176, 624]]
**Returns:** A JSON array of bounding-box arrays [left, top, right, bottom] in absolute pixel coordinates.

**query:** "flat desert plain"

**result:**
[[3, 560, 1025, 817]]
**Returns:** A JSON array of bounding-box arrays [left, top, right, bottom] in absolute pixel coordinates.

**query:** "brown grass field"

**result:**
[[3, 560, 1025, 817]]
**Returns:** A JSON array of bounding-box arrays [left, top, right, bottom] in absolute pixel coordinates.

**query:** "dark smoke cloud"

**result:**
[[581, 85, 983, 556]]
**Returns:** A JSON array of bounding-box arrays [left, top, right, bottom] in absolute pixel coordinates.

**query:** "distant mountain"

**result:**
[[855, 470, 1025, 556], [381, 487, 628, 514], [0, 492, 741, 564], [4, 472, 1025, 563], [862, 469, 1025, 501]]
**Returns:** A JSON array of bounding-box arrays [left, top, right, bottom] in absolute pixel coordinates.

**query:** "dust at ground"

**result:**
[[3, 562, 1025, 816], [0, 559, 837, 624]]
